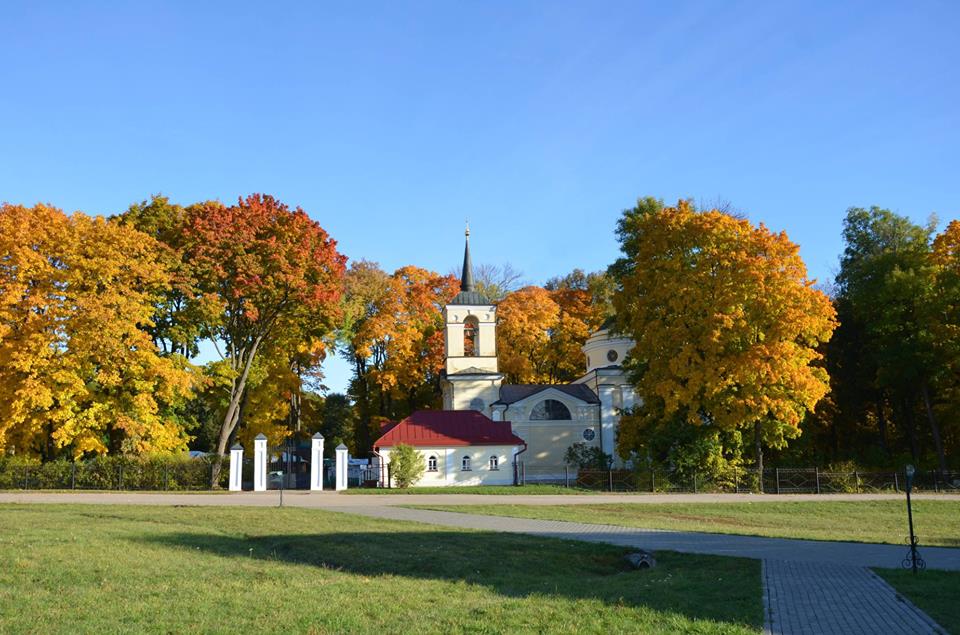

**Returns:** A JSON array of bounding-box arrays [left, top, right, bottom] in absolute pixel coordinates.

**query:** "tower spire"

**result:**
[[461, 223, 474, 292]]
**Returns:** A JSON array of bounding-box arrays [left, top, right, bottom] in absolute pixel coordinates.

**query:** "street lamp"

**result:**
[[902, 464, 925, 574]]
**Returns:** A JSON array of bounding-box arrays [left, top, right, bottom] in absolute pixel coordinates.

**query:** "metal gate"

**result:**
[[267, 440, 312, 490]]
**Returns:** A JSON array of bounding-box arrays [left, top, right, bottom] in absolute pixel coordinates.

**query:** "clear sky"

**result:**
[[2, 1, 958, 393]]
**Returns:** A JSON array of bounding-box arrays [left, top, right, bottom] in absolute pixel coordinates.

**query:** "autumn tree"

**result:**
[[496, 286, 561, 383], [115, 195, 204, 357], [611, 198, 837, 474], [182, 194, 346, 482], [496, 272, 609, 384], [0, 204, 195, 457], [340, 262, 457, 455]]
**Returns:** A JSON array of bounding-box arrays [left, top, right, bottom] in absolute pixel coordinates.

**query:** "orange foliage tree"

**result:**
[[611, 198, 837, 469], [340, 262, 458, 454], [182, 194, 346, 480], [0, 204, 195, 457]]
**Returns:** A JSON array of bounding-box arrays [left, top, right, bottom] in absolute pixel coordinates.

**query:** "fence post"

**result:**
[[521, 462, 525, 486], [254, 434, 268, 492], [933, 470, 939, 493], [775, 468, 780, 495], [815, 467, 821, 495], [71, 462, 76, 490], [118, 463, 123, 490], [229, 444, 244, 492], [163, 464, 169, 491], [693, 471, 698, 494], [734, 466, 738, 493], [309, 434, 324, 492], [334, 443, 348, 491], [894, 471, 899, 493], [608, 469, 613, 492], [564, 466, 569, 488], [854, 471, 860, 494], [23, 466, 29, 490]]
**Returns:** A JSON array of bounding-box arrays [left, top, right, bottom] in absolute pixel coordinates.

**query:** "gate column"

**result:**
[[229, 444, 243, 492], [254, 434, 267, 492], [335, 443, 348, 491], [310, 433, 325, 491]]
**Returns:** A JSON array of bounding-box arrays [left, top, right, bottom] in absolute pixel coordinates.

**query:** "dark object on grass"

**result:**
[[625, 551, 656, 569]]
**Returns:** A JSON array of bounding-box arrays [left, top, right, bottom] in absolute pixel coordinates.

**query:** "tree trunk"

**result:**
[[754, 421, 764, 493], [921, 381, 947, 475], [210, 337, 263, 487], [875, 393, 888, 454]]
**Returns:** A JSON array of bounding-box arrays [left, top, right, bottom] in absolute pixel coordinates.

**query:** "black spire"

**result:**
[[449, 224, 488, 305], [461, 225, 474, 292]]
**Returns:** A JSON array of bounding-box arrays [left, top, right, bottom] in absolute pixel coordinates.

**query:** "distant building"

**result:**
[[373, 229, 636, 485]]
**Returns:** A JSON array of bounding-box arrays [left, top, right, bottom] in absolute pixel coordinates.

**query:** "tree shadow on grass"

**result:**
[[138, 528, 761, 630]]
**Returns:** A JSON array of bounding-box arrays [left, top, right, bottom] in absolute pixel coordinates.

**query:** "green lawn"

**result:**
[[875, 568, 960, 634], [406, 500, 960, 546], [0, 504, 762, 633], [343, 484, 595, 495]]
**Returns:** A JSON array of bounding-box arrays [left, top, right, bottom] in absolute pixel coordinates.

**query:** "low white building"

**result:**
[[373, 410, 526, 486]]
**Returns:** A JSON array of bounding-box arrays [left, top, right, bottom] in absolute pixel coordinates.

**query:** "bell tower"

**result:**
[[442, 226, 502, 412]]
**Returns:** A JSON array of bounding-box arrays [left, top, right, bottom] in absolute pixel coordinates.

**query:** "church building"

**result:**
[[372, 229, 636, 486]]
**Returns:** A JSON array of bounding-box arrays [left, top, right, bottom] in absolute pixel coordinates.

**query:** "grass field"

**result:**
[[874, 568, 960, 634], [406, 500, 960, 546], [0, 504, 762, 633]]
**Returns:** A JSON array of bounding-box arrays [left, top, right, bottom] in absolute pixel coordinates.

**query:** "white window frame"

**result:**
[[461, 455, 471, 471], [489, 455, 499, 471], [427, 455, 438, 472]]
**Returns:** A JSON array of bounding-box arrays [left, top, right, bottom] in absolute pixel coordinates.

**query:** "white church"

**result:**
[[373, 230, 636, 486]]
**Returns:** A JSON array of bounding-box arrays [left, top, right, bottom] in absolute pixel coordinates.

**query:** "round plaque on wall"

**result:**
[[606, 349, 619, 363], [582, 429, 596, 441]]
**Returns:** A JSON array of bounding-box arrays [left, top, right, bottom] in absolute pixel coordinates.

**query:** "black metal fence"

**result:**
[[515, 464, 960, 494], [0, 455, 229, 490]]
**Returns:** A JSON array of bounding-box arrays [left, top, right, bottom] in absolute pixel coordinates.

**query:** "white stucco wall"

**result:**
[[501, 388, 601, 467], [379, 444, 520, 486]]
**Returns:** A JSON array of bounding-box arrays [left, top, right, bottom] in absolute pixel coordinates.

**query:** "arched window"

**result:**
[[427, 456, 438, 472], [530, 399, 572, 420], [461, 455, 471, 471], [489, 455, 499, 471], [463, 316, 479, 356]]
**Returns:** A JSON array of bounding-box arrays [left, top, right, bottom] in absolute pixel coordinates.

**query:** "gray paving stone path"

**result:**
[[762, 559, 942, 635]]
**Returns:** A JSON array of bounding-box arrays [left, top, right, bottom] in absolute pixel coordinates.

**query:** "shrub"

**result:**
[[389, 444, 425, 488], [564, 443, 612, 469]]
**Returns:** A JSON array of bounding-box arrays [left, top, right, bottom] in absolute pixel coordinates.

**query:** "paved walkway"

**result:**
[[0, 489, 955, 507], [763, 560, 941, 635], [3, 491, 956, 634]]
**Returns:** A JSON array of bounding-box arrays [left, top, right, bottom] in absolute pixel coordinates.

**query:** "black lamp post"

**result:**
[[903, 464, 924, 574]]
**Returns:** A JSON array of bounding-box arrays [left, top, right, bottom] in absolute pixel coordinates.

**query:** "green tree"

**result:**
[[388, 443, 425, 488], [835, 207, 946, 472]]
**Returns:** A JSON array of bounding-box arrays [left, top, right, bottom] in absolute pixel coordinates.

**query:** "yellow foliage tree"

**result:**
[[497, 286, 561, 383], [0, 204, 196, 457], [611, 199, 837, 466]]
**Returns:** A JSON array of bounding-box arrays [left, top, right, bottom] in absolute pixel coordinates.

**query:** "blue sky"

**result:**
[[2, 1, 958, 393]]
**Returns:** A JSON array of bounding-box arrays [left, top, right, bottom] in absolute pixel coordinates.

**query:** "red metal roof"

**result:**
[[374, 410, 526, 448]]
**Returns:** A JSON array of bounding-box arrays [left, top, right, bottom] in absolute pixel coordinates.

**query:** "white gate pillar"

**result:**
[[310, 433, 325, 491], [254, 434, 267, 492], [335, 443, 348, 491], [229, 444, 243, 492]]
